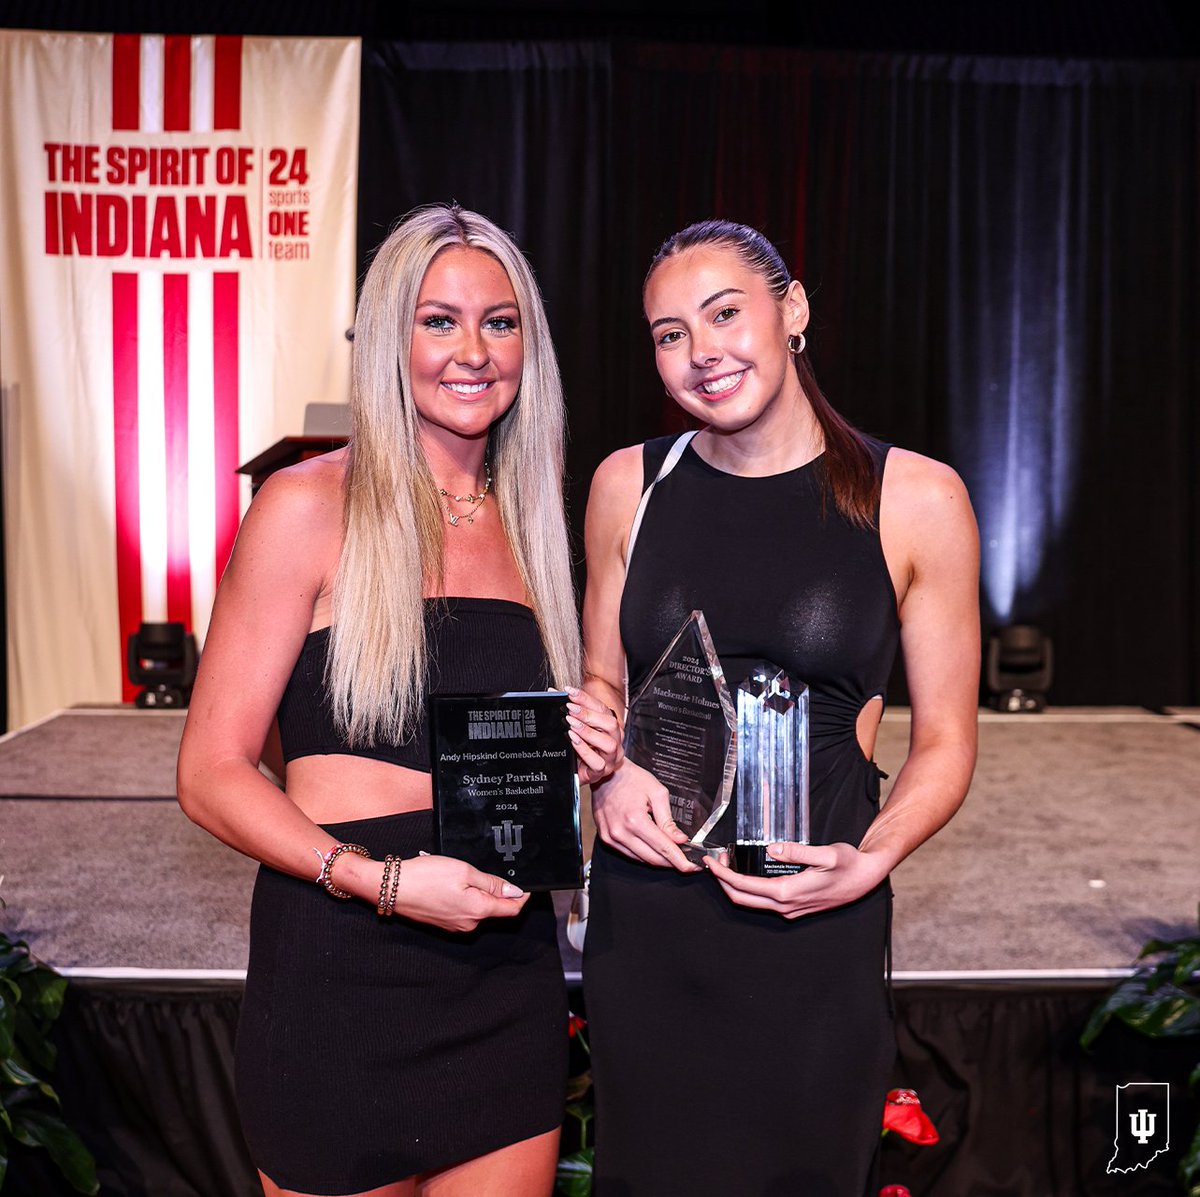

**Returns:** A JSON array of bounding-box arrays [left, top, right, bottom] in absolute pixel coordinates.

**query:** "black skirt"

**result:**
[[236, 809, 567, 1195], [583, 839, 894, 1197]]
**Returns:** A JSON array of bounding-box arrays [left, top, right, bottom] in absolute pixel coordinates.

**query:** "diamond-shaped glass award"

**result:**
[[623, 610, 737, 855], [734, 664, 809, 876]]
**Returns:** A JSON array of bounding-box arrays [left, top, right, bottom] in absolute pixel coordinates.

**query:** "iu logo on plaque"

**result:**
[[493, 820, 524, 863], [1106, 1082, 1170, 1174]]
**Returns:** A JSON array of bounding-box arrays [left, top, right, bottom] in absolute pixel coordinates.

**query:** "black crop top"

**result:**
[[276, 597, 550, 772]]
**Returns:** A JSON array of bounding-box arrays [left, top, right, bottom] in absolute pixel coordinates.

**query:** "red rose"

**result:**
[[568, 1014, 587, 1038], [882, 1088, 939, 1145], [879, 1186, 912, 1196]]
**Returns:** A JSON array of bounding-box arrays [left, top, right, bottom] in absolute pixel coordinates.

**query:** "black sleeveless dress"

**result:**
[[583, 438, 900, 1197]]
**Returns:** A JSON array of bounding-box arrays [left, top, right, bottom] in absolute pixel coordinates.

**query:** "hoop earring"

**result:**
[[787, 333, 806, 355]]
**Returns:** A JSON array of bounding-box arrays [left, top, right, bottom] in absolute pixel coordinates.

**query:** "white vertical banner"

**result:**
[[0, 31, 360, 728]]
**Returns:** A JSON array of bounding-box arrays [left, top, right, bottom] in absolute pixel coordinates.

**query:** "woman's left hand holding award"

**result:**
[[591, 757, 700, 872]]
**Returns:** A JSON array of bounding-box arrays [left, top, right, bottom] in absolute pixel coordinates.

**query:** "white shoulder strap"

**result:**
[[624, 430, 698, 567]]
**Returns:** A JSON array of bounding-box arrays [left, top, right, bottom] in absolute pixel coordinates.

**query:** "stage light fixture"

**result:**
[[127, 621, 198, 708], [986, 624, 1053, 713]]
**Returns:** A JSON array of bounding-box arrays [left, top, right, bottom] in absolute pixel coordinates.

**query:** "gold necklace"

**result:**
[[439, 461, 492, 527]]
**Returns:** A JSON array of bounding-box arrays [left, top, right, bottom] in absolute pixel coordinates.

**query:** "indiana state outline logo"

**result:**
[[1106, 1082, 1170, 1174]]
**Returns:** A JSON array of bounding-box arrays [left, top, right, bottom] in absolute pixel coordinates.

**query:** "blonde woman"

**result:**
[[178, 205, 620, 1197]]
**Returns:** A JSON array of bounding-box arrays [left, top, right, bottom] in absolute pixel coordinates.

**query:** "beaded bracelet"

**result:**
[[377, 854, 403, 917], [377, 856, 394, 914], [316, 842, 371, 899], [387, 854, 403, 913]]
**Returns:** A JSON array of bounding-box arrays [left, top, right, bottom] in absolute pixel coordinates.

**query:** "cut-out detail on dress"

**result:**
[[856, 692, 885, 762]]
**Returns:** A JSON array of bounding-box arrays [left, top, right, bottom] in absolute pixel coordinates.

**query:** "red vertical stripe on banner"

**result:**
[[112, 35, 141, 131], [112, 274, 142, 701], [163, 275, 192, 627], [213, 273, 240, 582], [213, 37, 243, 130], [163, 36, 192, 132]]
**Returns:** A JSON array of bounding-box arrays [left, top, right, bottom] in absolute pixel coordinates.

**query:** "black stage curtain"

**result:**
[[358, 46, 1200, 706], [7, 980, 1196, 1196], [357, 41, 619, 559], [2, 40, 1197, 723]]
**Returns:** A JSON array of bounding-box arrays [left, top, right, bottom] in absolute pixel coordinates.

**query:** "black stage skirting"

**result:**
[[5, 979, 1197, 1197]]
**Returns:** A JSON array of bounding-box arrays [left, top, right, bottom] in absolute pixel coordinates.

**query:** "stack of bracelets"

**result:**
[[313, 842, 401, 914], [377, 854, 402, 916]]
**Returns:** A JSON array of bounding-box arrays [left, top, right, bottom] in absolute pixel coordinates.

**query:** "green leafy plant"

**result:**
[[1081, 915, 1200, 1197], [0, 924, 98, 1194]]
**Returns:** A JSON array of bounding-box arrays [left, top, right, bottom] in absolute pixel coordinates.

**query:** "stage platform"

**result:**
[[2, 706, 1198, 1195], [4, 706, 1199, 979]]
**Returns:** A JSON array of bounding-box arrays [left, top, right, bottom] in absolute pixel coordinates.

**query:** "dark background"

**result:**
[[2, 0, 1191, 55], [2, 1, 1198, 715]]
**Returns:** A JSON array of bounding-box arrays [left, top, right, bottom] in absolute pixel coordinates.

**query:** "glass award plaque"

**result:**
[[623, 610, 737, 856], [733, 664, 810, 876], [429, 692, 583, 891]]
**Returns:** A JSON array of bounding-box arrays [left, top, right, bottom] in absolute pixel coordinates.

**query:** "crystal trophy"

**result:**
[[623, 611, 737, 858], [733, 664, 810, 876], [429, 692, 583, 891]]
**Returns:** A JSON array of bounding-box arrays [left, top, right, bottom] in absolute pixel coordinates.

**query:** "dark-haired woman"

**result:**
[[580, 221, 979, 1196]]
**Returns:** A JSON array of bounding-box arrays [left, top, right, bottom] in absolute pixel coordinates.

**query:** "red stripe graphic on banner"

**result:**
[[163, 274, 192, 628], [213, 272, 240, 582], [213, 37, 243, 130], [163, 36, 192, 132], [112, 35, 141, 131], [112, 274, 142, 701]]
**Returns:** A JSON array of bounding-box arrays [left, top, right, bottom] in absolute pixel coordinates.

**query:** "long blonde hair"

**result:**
[[330, 204, 581, 746]]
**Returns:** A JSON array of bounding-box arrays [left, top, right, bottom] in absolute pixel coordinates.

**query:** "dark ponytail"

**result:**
[[646, 220, 879, 527]]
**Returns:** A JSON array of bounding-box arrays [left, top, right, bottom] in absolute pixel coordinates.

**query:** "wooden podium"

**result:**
[[236, 436, 347, 494]]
